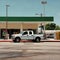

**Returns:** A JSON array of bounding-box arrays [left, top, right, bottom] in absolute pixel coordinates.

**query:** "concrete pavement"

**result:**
[[0, 39, 60, 42], [0, 42, 60, 60]]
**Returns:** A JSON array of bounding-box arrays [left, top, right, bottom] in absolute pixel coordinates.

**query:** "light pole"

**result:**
[[35, 13, 43, 34], [6, 4, 9, 33], [41, 0, 47, 39], [41, 0, 47, 16], [35, 13, 43, 17], [21, 22, 23, 32]]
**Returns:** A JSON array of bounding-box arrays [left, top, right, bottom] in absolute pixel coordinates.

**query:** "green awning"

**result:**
[[0, 17, 54, 22]]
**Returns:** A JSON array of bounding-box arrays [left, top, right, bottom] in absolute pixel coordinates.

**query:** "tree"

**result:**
[[45, 23, 56, 30], [55, 25, 60, 30]]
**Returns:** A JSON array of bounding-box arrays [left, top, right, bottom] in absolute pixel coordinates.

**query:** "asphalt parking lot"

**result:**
[[0, 42, 60, 60]]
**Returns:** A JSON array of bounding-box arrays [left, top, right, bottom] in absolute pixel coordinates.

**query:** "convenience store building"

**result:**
[[0, 17, 53, 38]]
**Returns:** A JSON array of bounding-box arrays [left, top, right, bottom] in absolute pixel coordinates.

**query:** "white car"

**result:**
[[12, 30, 44, 43]]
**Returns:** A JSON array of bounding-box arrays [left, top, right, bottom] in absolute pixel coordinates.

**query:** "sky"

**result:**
[[0, 0, 60, 26]]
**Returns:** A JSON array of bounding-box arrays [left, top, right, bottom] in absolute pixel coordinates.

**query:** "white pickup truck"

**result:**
[[11, 30, 44, 43]]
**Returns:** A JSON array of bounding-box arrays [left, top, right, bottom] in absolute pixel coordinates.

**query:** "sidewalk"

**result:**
[[0, 39, 12, 42], [0, 39, 60, 42]]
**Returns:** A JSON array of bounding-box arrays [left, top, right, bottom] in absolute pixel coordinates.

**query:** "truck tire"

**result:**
[[13, 37, 21, 43], [35, 37, 41, 42]]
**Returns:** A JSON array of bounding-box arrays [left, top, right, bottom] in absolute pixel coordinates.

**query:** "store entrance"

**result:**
[[1, 29, 20, 39]]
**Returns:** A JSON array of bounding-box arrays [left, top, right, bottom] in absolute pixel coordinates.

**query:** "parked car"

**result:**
[[11, 30, 44, 43], [46, 33, 54, 38]]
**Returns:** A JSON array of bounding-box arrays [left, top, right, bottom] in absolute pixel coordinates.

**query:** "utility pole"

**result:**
[[5, 4, 9, 39], [6, 5, 9, 32]]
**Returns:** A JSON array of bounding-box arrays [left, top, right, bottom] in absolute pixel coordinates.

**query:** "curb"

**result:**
[[0, 39, 60, 42], [0, 39, 32, 42], [41, 40, 60, 42], [0, 40, 12, 42]]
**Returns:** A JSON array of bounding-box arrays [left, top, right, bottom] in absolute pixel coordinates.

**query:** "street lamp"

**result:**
[[21, 22, 23, 32], [35, 13, 43, 34], [41, 0, 47, 39], [41, 0, 47, 16], [35, 13, 43, 17]]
